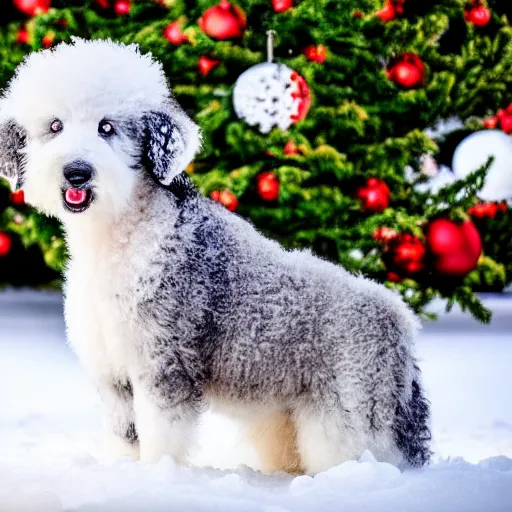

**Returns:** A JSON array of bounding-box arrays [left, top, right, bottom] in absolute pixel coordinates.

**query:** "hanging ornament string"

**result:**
[[267, 29, 276, 62], [232, 30, 311, 133]]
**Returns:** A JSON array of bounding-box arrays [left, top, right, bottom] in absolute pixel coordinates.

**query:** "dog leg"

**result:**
[[294, 398, 407, 475], [98, 379, 140, 462], [245, 410, 303, 474], [133, 379, 201, 465], [293, 404, 370, 475]]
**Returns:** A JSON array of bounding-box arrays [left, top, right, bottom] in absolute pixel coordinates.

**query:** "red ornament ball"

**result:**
[[114, 0, 130, 15], [221, 190, 239, 210], [499, 113, 512, 135], [387, 53, 425, 89], [0, 232, 12, 257], [483, 116, 498, 129], [164, 22, 188, 45], [391, 63, 421, 88], [375, 1, 404, 22], [283, 140, 299, 155], [257, 171, 280, 201], [198, 56, 221, 76], [356, 177, 391, 212], [272, 0, 293, 12], [16, 27, 29, 45], [13, 0, 50, 16], [468, 202, 499, 219], [387, 271, 402, 283], [365, 188, 389, 212], [198, 0, 246, 40], [485, 104, 512, 134], [425, 218, 482, 277], [302, 45, 327, 63], [387, 234, 426, 275], [10, 189, 25, 206], [497, 104, 512, 119], [373, 226, 398, 243], [210, 189, 238, 211], [465, 5, 491, 27]]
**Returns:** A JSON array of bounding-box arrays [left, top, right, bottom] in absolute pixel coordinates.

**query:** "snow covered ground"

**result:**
[[1, 290, 511, 511]]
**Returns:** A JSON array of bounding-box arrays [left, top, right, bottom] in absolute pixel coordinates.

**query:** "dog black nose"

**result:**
[[63, 161, 94, 187]]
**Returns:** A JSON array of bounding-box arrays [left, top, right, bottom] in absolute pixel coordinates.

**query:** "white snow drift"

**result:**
[[1, 291, 511, 511]]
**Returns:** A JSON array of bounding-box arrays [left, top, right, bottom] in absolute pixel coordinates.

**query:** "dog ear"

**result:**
[[0, 119, 27, 191], [142, 110, 201, 187]]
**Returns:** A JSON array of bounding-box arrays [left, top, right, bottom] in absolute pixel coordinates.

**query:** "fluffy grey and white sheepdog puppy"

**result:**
[[0, 39, 430, 474]]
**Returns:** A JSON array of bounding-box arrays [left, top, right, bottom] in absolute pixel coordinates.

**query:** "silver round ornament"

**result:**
[[232, 62, 311, 134]]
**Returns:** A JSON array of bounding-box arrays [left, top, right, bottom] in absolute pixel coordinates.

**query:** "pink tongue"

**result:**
[[65, 188, 87, 205]]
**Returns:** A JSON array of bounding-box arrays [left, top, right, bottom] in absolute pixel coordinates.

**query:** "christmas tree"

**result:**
[[0, 0, 511, 321]]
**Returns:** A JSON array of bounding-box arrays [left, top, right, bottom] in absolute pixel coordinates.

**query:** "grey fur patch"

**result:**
[[0, 119, 27, 189], [126, 180, 431, 468], [142, 111, 186, 187], [393, 371, 432, 466], [124, 422, 138, 445], [114, 379, 134, 401]]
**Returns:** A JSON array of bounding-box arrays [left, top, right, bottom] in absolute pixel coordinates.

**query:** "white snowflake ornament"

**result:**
[[233, 62, 311, 134]]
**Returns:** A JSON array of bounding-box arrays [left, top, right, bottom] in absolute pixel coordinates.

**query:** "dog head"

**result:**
[[0, 38, 201, 219]]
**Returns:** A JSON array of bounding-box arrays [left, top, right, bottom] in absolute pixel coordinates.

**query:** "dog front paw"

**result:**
[[103, 430, 140, 463]]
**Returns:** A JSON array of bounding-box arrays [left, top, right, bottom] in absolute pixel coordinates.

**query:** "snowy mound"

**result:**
[[1, 452, 512, 511], [1, 291, 511, 511]]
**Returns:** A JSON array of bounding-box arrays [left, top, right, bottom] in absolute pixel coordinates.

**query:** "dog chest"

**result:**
[[64, 251, 146, 381]]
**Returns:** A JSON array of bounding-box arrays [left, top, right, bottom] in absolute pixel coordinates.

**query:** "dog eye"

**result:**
[[98, 120, 115, 137], [50, 119, 63, 133]]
